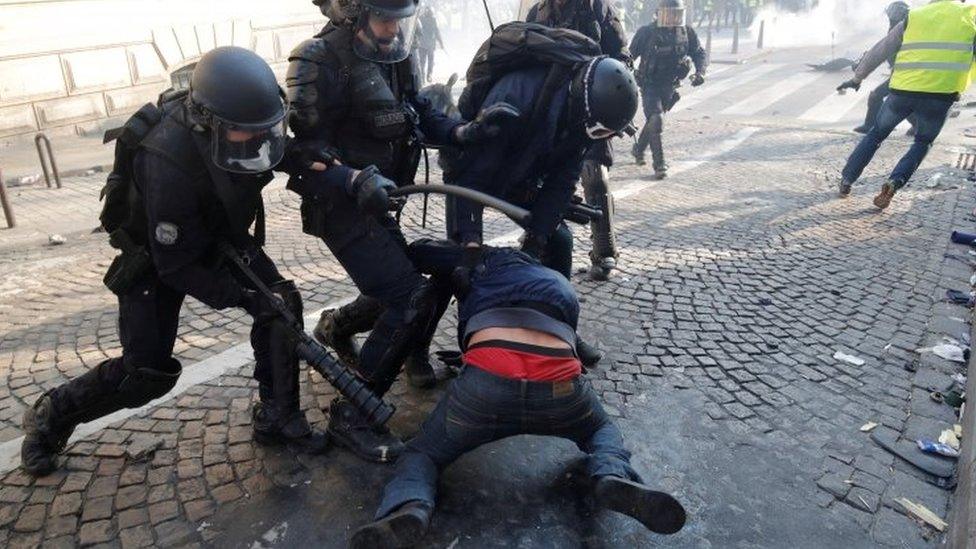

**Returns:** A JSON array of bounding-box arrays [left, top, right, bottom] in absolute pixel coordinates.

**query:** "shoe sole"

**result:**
[[351, 511, 428, 549], [327, 426, 398, 463], [873, 194, 893, 209], [595, 477, 687, 535]]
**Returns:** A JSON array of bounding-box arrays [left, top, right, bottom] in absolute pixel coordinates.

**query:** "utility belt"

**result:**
[[103, 229, 154, 296]]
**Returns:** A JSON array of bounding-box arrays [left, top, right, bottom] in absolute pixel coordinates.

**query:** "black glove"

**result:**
[[239, 288, 280, 323], [453, 102, 521, 145], [451, 245, 484, 299], [347, 166, 397, 216], [281, 139, 341, 174], [837, 79, 861, 92], [690, 73, 705, 87]]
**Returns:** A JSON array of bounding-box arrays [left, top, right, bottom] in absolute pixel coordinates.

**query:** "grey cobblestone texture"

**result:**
[[0, 116, 971, 546]]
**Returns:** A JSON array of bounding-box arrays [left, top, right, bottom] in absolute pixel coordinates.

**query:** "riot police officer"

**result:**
[[287, 0, 511, 462], [630, 0, 707, 180], [20, 47, 332, 476], [852, 1, 915, 135], [526, 0, 631, 280]]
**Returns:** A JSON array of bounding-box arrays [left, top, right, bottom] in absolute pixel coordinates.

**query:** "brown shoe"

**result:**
[[873, 182, 896, 210]]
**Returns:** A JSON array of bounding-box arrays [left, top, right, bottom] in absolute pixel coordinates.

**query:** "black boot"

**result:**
[[351, 502, 432, 549], [252, 402, 329, 454], [577, 336, 603, 369], [403, 347, 437, 389], [649, 134, 667, 181], [594, 476, 686, 535], [328, 398, 404, 463], [313, 296, 384, 369], [21, 393, 72, 477]]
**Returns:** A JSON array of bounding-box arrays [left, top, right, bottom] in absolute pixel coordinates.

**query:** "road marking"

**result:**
[[722, 71, 824, 116], [799, 75, 884, 123], [0, 126, 762, 475], [672, 63, 784, 113]]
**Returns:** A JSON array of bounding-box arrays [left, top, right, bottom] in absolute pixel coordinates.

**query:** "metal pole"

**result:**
[[731, 11, 739, 55], [0, 169, 16, 229], [706, 27, 713, 61], [757, 19, 765, 49], [34, 133, 62, 189]]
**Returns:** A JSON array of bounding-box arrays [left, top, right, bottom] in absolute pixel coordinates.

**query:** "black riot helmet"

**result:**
[[188, 46, 289, 174], [352, 0, 421, 63], [885, 1, 910, 27], [657, 0, 686, 27], [572, 57, 639, 140]]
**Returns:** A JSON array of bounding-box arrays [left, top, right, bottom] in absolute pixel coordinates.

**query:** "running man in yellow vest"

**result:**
[[836, 0, 976, 209]]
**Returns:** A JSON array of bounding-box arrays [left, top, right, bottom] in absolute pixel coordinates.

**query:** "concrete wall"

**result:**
[[0, 0, 324, 139]]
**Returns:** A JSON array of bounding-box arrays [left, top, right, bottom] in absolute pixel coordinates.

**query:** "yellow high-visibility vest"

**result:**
[[891, 0, 976, 94]]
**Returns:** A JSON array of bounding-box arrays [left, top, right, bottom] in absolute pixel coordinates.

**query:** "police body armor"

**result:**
[[287, 24, 421, 184], [638, 25, 690, 88], [532, 0, 602, 44]]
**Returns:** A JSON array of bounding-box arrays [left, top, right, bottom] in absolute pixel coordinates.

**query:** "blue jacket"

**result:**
[[447, 67, 590, 244]]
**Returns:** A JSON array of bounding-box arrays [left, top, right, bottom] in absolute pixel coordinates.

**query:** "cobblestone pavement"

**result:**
[[2, 86, 975, 546]]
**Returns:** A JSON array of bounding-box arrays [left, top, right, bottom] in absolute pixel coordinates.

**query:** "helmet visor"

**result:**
[[657, 7, 686, 27], [210, 114, 287, 174], [352, 8, 419, 63]]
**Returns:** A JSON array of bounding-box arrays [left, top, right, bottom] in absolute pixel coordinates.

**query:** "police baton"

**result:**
[[220, 243, 395, 428], [389, 184, 533, 229]]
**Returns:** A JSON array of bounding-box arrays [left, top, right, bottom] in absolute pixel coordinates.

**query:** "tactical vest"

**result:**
[[533, 0, 602, 45], [287, 24, 420, 183], [891, 1, 976, 95]]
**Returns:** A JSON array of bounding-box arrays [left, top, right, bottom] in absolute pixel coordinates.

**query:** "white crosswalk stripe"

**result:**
[[672, 62, 785, 113], [799, 74, 886, 123], [721, 71, 824, 116]]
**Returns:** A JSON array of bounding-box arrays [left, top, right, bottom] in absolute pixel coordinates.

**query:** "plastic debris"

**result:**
[[939, 429, 961, 451], [48, 234, 66, 246], [932, 343, 967, 363], [955, 424, 964, 438], [917, 439, 960, 458], [926, 172, 944, 188], [833, 351, 865, 366], [860, 422, 878, 432], [945, 288, 975, 307], [895, 498, 948, 531]]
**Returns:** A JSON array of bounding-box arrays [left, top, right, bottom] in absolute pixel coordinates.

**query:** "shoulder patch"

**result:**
[[154, 222, 179, 246]]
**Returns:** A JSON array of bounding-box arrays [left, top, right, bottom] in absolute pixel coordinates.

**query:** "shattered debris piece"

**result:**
[[48, 234, 66, 246], [860, 422, 878, 432], [925, 172, 944, 188], [895, 498, 948, 532], [932, 343, 967, 363], [945, 288, 975, 307], [939, 429, 961, 451], [916, 439, 960, 459], [955, 424, 964, 438], [833, 351, 865, 366]]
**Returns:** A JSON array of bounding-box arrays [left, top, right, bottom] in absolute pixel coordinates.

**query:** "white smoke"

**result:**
[[748, 0, 925, 50]]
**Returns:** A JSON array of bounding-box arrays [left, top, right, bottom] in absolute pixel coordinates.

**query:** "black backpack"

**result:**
[[456, 21, 601, 120]]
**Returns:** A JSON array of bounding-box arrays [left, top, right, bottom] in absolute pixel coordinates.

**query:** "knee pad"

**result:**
[[117, 358, 181, 408]]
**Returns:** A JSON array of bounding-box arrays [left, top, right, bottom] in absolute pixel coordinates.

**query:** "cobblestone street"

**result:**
[[3, 55, 976, 546]]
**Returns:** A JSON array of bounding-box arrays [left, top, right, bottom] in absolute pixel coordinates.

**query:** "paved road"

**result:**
[[1, 41, 974, 548]]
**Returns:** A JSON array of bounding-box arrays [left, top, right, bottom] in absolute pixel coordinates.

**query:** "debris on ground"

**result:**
[[916, 439, 960, 459], [48, 234, 66, 246], [833, 351, 865, 366], [871, 431, 956, 483], [895, 498, 948, 532], [932, 343, 967, 363], [860, 422, 878, 432], [939, 429, 961, 451], [945, 288, 975, 307]]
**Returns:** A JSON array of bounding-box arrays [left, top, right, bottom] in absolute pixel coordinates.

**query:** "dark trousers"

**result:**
[[49, 248, 288, 425], [635, 85, 675, 170], [303, 188, 427, 393], [862, 79, 917, 132], [842, 92, 953, 188], [375, 366, 641, 518], [417, 48, 435, 81]]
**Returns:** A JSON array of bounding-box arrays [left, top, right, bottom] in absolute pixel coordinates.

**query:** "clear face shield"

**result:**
[[210, 112, 288, 174], [657, 7, 686, 27], [353, 8, 419, 63]]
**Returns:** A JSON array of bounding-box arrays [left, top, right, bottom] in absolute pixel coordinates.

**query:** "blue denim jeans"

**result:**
[[375, 366, 641, 518], [842, 92, 953, 189]]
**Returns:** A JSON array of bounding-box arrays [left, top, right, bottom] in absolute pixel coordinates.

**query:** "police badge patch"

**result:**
[[155, 222, 179, 245]]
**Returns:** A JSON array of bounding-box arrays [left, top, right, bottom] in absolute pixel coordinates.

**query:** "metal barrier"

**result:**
[[0, 168, 15, 228], [34, 133, 62, 189]]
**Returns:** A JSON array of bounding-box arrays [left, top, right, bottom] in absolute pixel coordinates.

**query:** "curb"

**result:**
[[948, 319, 976, 547]]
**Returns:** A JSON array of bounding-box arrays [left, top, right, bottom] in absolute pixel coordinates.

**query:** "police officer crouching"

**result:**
[[20, 47, 333, 476], [286, 0, 513, 463], [630, 0, 707, 180]]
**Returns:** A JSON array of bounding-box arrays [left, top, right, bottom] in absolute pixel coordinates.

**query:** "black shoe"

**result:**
[[632, 145, 646, 166], [577, 337, 603, 369], [587, 257, 616, 282], [252, 403, 330, 454], [404, 349, 437, 389], [351, 502, 432, 549], [852, 125, 870, 134], [328, 398, 404, 463], [594, 476, 686, 535], [838, 178, 852, 198], [21, 394, 71, 476], [652, 167, 668, 180], [313, 309, 361, 369]]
